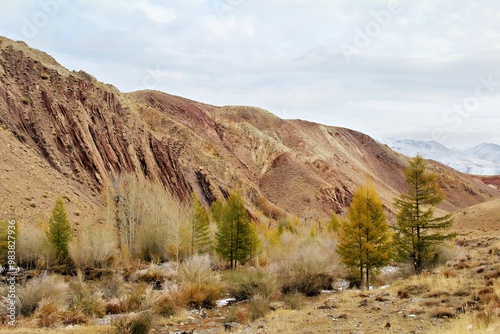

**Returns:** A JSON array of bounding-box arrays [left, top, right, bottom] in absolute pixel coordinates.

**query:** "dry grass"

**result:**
[[429, 306, 456, 318], [248, 294, 271, 321], [225, 267, 278, 301], [68, 273, 106, 317], [18, 274, 69, 317], [152, 293, 179, 317], [427, 313, 500, 334], [391, 270, 466, 298], [174, 254, 224, 308], [113, 311, 155, 334]]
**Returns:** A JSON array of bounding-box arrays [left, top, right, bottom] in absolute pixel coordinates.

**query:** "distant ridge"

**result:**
[[379, 138, 500, 176]]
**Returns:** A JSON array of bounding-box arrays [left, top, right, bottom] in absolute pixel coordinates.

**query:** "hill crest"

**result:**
[[0, 36, 498, 224]]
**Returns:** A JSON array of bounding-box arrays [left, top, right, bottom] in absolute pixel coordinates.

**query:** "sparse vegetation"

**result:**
[[4, 174, 499, 333]]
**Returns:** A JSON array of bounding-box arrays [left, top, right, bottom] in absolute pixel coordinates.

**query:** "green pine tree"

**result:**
[[336, 184, 392, 290], [394, 155, 456, 274], [214, 192, 260, 269], [191, 193, 212, 255], [46, 197, 73, 263]]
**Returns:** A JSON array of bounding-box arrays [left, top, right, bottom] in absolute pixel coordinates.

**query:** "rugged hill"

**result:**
[[0, 36, 499, 225]]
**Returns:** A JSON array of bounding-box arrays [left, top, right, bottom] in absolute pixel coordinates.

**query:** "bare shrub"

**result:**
[[69, 225, 116, 270], [175, 283, 223, 309], [103, 174, 191, 262], [428, 242, 461, 268], [277, 243, 337, 296], [225, 267, 278, 301], [19, 274, 69, 317], [16, 222, 55, 269]]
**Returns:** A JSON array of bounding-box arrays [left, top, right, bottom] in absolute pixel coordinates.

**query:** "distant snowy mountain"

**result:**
[[378, 138, 500, 176]]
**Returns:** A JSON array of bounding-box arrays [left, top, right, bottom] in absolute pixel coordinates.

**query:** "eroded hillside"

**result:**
[[0, 36, 498, 224]]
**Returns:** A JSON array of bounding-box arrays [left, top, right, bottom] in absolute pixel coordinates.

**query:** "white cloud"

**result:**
[[0, 0, 499, 146], [136, 3, 177, 24]]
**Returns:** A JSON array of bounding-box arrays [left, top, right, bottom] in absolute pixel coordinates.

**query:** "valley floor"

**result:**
[[1, 234, 499, 334]]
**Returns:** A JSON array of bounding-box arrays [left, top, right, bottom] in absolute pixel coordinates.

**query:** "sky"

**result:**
[[1, 0, 500, 149]]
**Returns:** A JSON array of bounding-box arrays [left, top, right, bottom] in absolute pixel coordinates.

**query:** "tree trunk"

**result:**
[[366, 267, 370, 290], [360, 265, 364, 290]]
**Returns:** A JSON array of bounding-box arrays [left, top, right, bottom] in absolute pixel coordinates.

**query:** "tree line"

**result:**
[[2, 154, 455, 286]]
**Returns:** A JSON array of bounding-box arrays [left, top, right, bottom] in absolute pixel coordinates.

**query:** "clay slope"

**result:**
[[452, 198, 500, 236], [0, 36, 498, 224]]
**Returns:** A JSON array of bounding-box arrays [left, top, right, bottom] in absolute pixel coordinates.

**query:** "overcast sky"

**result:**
[[1, 0, 500, 149]]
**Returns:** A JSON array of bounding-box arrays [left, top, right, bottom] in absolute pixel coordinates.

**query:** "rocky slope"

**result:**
[[0, 36, 499, 224]]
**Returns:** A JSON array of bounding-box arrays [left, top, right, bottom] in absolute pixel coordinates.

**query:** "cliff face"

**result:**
[[0, 36, 498, 224]]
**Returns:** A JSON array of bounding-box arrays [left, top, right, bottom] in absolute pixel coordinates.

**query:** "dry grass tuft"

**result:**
[[152, 293, 179, 317], [69, 274, 106, 318], [248, 294, 270, 321], [226, 305, 249, 325], [32, 299, 66, 328], [283, 293, 306, 310], [225, 267, 278, 301], [19, 274, 69, 317], [397, 289, 410, 299], [175, 254, 224, 308], [430, 306, 456, 319], [113, 311, 155, 334]]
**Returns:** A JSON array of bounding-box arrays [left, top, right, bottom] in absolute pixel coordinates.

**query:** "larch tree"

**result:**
[[214, 192, 260, 269], [394, 154, 455, 274], [336, 184, 392, 290], [190, 193, 212, 255], [46, 197, 73, 264]]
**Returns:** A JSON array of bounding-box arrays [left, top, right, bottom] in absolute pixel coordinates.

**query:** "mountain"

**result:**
[[379, 138, 500, 176], [0, 36, 499, 225]]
